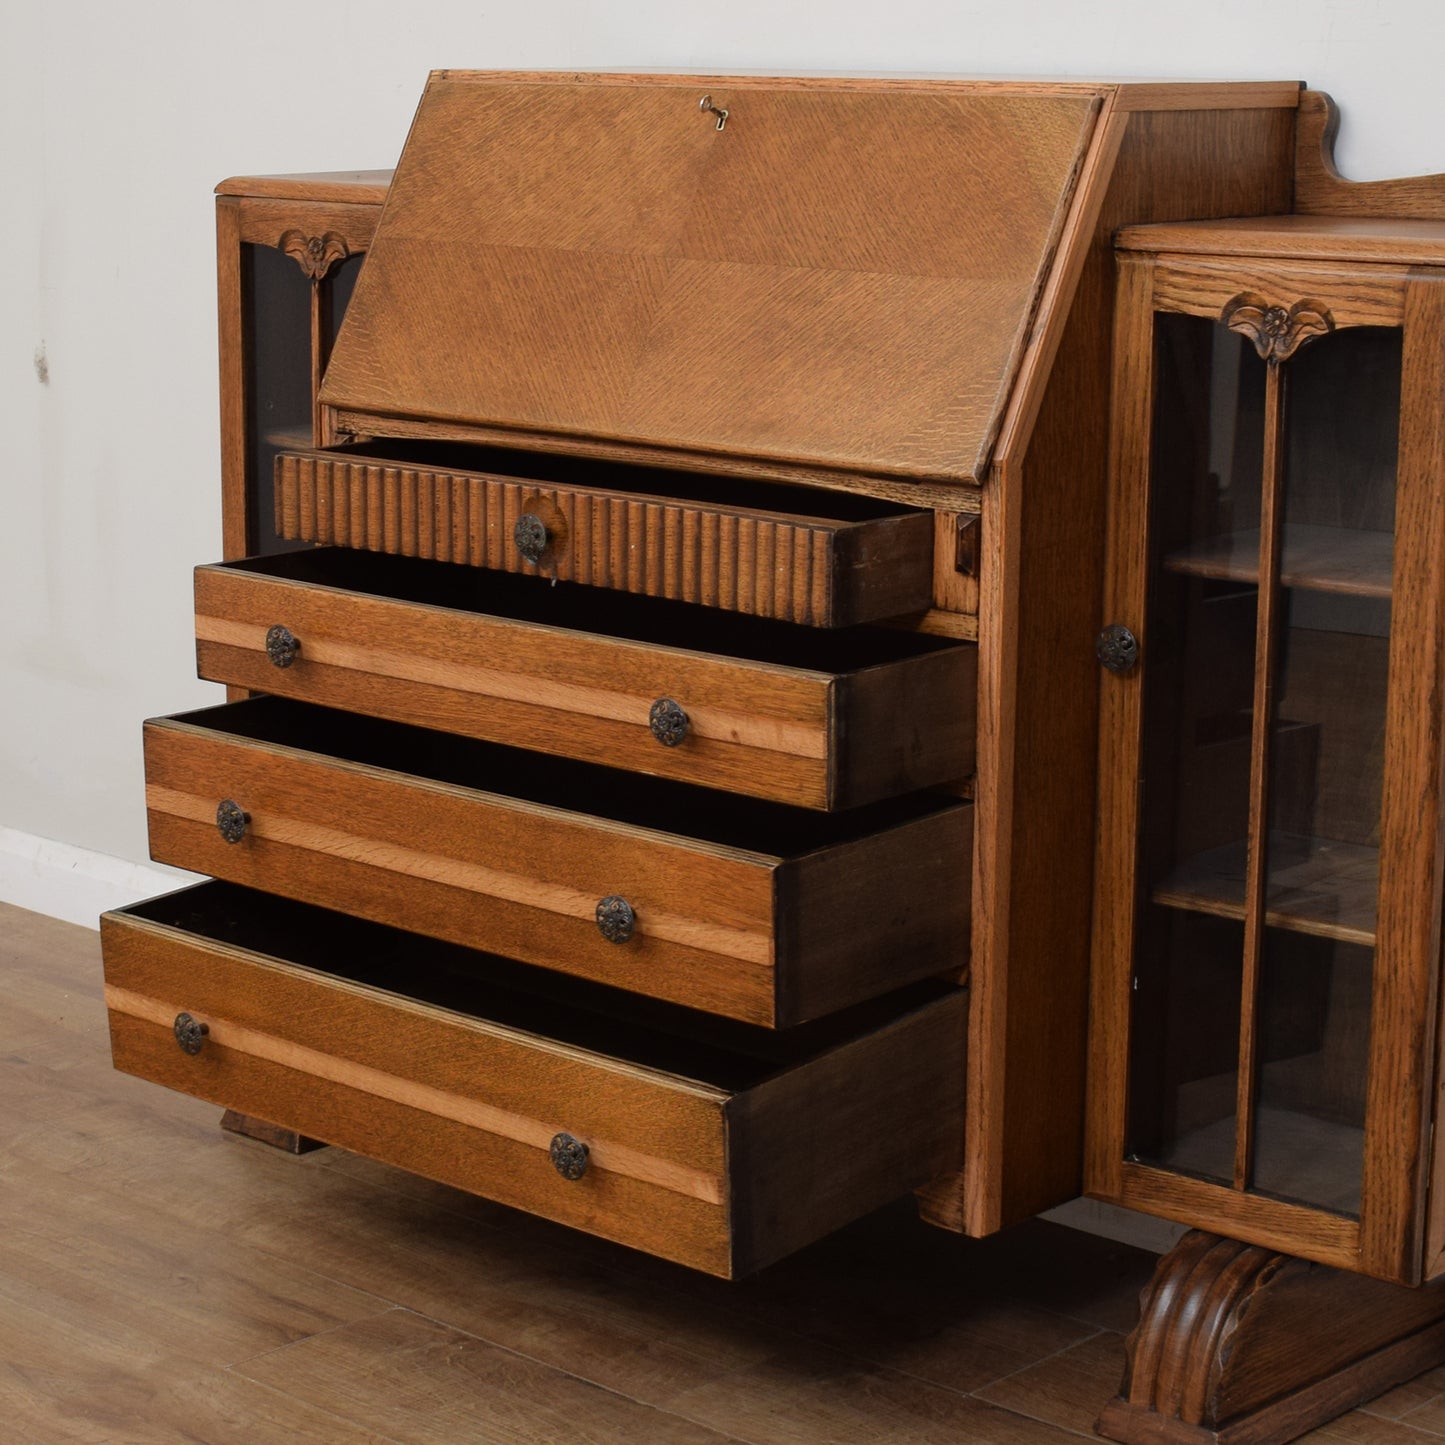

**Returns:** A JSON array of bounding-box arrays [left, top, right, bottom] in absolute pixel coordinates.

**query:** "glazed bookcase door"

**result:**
[[216, 194, 380, 561], [1088, 255, 1445, 1283], [239, 242, 363, 556]]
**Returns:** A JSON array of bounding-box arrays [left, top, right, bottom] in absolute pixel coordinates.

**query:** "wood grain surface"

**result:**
[[922, 98, 1295, 1242], [141, 702, 971, 1027], [232, 197, 382, 253], [319, 75, 1101, 484], [1144, 256, 1408, 329], [216, 170, 394, 203], [1295, 91, 1445, 222], [1118, 214, 1445, 268], [101, 892, 967, 1278], [1085, 259, 1445, 1285], [102, 909, 736, 1274], [1082, 253, 1158, 1211], [193, 551, 976, 809], [21, 900, 1438, 1444], [1366, 273, 1445, 1284], [216, 196, 247, 563], [1099, 1230, 1445, 1445]]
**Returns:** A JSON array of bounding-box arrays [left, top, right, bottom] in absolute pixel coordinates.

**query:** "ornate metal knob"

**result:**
[[549, 1132, 590, 1180], [173, 1012, 209, 1056], [648, 698, 690, 747], [216, 799, 249, 844], [513, 513, 549, 564], [265, 624, 300, 669], [1096, 624, 1140, 675], [596, 895, 636, 944]]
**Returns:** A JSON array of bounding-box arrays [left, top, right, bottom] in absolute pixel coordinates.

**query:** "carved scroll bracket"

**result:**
[[1222, 292, 1335, 363], [1098, 1231, 1445, 1445], [279, 228, 351, 280]]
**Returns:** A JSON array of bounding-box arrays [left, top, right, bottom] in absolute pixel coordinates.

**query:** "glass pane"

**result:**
[[244, 243, 312, 555], [1253, 930, 1371, 1214], [1128, 911, 1245, 1183], [1125, 316, 1267, 1176], [1249, 327, 1399, 1214], [327, 251, 364, 350]]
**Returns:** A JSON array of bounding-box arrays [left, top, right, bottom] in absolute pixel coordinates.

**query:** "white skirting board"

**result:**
[[0, 826, 199, 930]]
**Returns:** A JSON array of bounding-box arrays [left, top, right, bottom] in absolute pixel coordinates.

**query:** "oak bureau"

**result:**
[[97, 73, 1445, 1441]]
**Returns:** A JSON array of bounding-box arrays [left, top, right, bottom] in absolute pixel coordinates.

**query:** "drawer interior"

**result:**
[[329, 438, 919, 524], [168, 695, 956, 851], [119, 881, 961, 1087], [107, 881, 967, 1275], [221, 547, 959, 674]]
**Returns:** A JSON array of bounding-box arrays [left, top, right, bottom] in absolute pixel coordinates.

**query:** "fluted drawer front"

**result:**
[[142, 698, 972, 1028], [273, 447, 936, 627], [196, 550, 975, 810], [101, 882, 967, 1278]]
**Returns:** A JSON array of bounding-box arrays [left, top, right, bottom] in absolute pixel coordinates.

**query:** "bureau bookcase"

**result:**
[[97, 73, 1445, 1443]]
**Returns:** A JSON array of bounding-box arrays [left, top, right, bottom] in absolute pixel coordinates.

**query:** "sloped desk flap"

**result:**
[[320, 74, 1103, 485]]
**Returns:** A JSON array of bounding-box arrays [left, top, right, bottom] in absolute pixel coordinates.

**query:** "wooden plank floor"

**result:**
[[3, 899, 1439, 1443]]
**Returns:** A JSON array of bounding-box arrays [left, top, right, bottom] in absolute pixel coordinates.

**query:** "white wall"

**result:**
[[2, 0, 1443, 905]]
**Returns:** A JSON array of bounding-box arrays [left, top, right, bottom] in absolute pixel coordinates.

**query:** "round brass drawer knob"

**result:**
[[648, 698, 690, 747], [596, 895, 636, 944], [1096, 624, 1140, 675], [265, 624, 300, 669], [173, 1012, 210, 1056], [216, 799, 250, 844], [513, 513, 549, 565], [549, 1132, 590, 1180]]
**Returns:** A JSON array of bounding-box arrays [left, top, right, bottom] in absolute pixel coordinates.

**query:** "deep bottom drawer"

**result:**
[[101, 882, 968, 1278]]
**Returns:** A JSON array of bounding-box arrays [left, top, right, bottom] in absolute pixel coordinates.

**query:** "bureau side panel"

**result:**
[[921, 103, 1297, 1236]]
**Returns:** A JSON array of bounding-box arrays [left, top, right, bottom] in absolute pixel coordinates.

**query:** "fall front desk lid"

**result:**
[[319, 72, 1105, 485]]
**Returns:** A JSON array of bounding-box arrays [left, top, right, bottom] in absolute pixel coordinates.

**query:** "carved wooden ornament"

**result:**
[[1221, 291, 1335, 362], [279, 229, 350, 280], [1098, 1231, 1445, 1445]]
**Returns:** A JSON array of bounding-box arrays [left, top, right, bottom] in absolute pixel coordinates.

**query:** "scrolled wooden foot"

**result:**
[[220, 1109, 325, 1155], [1097, 1230, 1445, 1445]]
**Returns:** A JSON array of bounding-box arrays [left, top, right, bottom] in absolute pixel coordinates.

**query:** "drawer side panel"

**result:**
[[727, 988, 969, 1275]]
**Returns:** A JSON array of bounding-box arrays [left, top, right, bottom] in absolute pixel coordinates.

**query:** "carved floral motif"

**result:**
[[1221, 291, 1335, 362], [278, 229, 350, 280]]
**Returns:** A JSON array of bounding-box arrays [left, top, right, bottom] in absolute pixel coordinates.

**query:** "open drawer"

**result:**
[[273, 444, 937, 627], [143, 697, 972, 1027], [196, 549, 975, 809], [101, 883, 967, 1278]]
